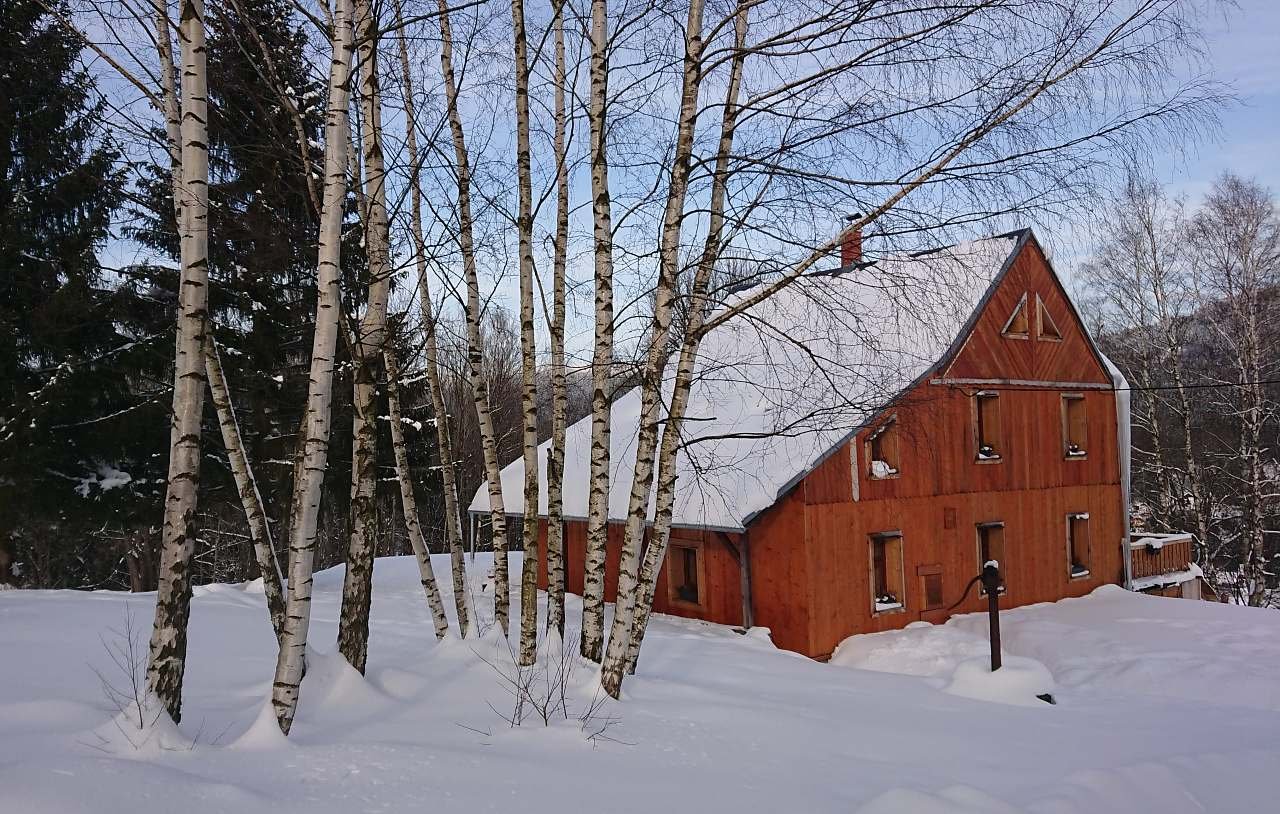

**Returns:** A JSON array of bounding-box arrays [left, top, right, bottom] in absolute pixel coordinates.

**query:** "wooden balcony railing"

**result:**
[[1129, 532, 1194, 582]]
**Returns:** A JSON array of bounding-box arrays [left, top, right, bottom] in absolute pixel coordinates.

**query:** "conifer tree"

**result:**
[[0, 0, 144, 587]]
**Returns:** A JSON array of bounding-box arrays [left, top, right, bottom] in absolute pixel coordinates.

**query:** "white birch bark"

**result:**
[[394, 4, 471, 636], [272, 0, 355, 735], [579, 0, 616, 664], [437, 0, 510, 632], [623, 3, 750, 681], [146, 0, 210, 724], [204, 335, 286, 643], [510, 0, 540, 666], [600, 0, 707, 696], [338, 0, 394, 675], [154, 0, 281, 650], [543, 0, 570, 639], [385, 349, 451, 639]]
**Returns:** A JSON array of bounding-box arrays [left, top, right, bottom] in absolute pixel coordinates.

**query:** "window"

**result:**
[[977, 522, 1006, 593], [974, 391, 1003, 461], [919, 564, 944, 611], [870, 532, 905, 613], [668, 542, 702, 606], [1067, 513, 1090, 578], [1036, 294, 1062, 341], [1062, 394, 1087, 458], [1001, 292, 1030, 338], [866, 417, 900, 479]]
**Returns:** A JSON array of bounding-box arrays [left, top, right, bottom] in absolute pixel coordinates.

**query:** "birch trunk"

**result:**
[[543, 0, 570, 639], [623, 4, 750, 680], [272, 0, 355, 735], [437, 0, 509, 632], [385, 350, 451, 639], [338, 0, 394, 675], [395, 5, 471, 636], [1239, 314, 1267, 607], [579, 0, 616, 664], [1169, 355, 1212, 559], [600, 0, 707, 697], [146, 0, 210, 723], [510, 0, 541, 666], [204, 335, 286, 643]]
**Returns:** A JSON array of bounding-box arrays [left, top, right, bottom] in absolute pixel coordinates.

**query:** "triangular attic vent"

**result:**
[[1000, 292, 1029, 338], [1036, 294, 1062, 341]]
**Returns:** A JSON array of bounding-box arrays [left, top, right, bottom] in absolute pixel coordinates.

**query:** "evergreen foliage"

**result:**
[[0, 0, 164, 587]]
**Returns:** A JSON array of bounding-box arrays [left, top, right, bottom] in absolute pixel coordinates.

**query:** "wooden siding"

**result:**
[[802, 484, 1125, 658], [535, 520, 744, 629], [940, 239, 1111, 386]]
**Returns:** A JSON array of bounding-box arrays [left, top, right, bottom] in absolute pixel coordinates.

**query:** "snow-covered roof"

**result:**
[[470, 230, 1034, 531]]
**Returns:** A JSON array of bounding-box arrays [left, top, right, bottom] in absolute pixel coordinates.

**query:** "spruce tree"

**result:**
[[0, 0, 159, 587]]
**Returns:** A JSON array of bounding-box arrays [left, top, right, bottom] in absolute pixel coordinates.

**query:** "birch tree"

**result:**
[[617, 0, 750, 689], [272, 0, 356, 735], [437, 0, 511, 632], [146, 0, 211, 723], [509, 0, 541, 665], [395, 0, 471, 636], [385, 349, 451, 638], [1190, 175, 1278, 607], [543, 0, 571, 639], [204, 335, 286, 642], [579, 0, 616, 664], [601, 0, 712, 694], [338, 0, 395, 675], [1080, 177, 1214, 554]]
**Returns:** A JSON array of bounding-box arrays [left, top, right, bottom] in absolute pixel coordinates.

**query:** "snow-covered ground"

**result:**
[[1, 554, 1277, 813]]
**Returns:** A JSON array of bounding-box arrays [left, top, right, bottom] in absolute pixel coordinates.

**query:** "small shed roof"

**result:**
[[470, 230, 1034, 531]]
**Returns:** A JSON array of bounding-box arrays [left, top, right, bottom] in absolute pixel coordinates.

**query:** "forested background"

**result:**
[[0, 0, 1273, 612]]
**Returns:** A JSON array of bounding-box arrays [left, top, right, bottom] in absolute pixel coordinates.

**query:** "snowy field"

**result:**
[[1, 554, 1277, 813]]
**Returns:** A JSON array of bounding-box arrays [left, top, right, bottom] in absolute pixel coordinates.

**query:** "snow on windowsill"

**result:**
[[975, 451, 1002, 462], [874, 601, 904, 614], [869, 460, 899, 479]]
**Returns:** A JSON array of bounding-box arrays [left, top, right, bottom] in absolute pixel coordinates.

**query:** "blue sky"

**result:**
[[1159, 0, 1280, 198]]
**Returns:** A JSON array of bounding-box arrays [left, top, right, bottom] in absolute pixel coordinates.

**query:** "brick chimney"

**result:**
[[840, 214, 863, 267]]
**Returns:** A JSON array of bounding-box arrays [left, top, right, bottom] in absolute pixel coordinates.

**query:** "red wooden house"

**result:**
[[471, 229, 1141, 659]]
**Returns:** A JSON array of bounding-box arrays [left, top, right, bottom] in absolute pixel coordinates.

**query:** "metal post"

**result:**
[[982, 562, 1002, 672]]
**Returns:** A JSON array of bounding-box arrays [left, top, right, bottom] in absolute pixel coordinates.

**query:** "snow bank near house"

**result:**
[[943, 656, 1055, 707], [832, 620, 1055, 707], [833, 584, 1280, 712], [831, 619, 989, 677], [2, 557, 1278, 814]]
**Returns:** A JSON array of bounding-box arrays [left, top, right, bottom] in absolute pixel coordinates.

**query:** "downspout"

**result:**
[[739, 529, 754, 629], [1101, 353, 1133, 590]]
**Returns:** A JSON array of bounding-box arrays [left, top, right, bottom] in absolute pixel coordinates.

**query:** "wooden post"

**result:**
[[739, 532, 754, 629]]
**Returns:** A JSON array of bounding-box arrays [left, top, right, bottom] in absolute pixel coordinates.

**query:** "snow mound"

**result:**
[[231, 700, 291, 751], [89, 695, 189, 754], [943, 656, 1055, 707], [831, 620, 989, 678]]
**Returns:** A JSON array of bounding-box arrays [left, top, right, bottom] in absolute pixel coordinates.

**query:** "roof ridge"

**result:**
[[722, 228, 1029, 297]]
